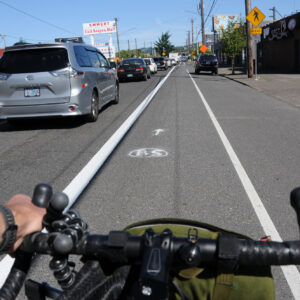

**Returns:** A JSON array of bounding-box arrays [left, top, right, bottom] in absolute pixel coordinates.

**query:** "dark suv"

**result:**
[[195, 54, 218, 75]]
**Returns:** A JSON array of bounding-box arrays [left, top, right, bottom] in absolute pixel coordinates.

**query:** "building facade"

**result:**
[[259, 12, 300, 73]]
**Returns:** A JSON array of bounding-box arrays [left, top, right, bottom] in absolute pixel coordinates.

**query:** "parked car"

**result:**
[[181, 56, 187, 62], [164, 58, 172, 68], [144, 58, 157, 74], [117, 58, 150, 81], [170, 58, 177, 66], [195, 54, 219, 75], [153, 57, 167, 70], [0, 39, 119, 123]]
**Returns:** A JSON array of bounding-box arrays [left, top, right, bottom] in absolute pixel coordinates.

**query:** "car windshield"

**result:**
[[0, 48, 69, 73], [121, 59, 143, 66], [154, 57, 164, 62]]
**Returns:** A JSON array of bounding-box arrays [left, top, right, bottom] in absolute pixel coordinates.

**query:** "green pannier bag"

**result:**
[[124, 218, 275, 300]]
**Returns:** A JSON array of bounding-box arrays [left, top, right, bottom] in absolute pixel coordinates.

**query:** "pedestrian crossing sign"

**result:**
[[246, 6, 266, 27]]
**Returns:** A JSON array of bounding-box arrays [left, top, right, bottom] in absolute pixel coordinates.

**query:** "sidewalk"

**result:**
[[219, 67, 300, 108]]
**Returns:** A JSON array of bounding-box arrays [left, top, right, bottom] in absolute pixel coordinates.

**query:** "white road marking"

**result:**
[[153, 129, 165, 136], [0, 68, 176, 287], [187, 69, 300, 299], [128, 148, 168, 158]]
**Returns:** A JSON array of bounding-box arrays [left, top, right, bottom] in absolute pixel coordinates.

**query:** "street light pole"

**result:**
[[245, 0, 254, 78]]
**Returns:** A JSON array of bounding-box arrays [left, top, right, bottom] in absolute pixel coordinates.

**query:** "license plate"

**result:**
[[24, 88, 40, 97], [127, 74, 133, 77]]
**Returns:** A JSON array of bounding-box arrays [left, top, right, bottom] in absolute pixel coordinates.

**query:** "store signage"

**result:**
[[83, 21, 116, 35], [263, 16, 297, 41], [97, 46, 116, 59]]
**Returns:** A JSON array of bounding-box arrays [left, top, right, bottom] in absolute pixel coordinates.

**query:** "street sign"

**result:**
[[246, 7, 266, 27], [250, 28, 262, 35], [200, 45, 208, 53], [162, 52, 166, 56]]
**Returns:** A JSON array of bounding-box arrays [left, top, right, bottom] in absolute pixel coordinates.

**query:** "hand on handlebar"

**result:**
[[1, 194, 46, 253]]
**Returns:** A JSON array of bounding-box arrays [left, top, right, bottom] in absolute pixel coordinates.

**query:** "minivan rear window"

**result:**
[[0, 48, 69, 74]]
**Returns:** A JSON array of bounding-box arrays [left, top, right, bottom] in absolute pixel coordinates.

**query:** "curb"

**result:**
[[219, 73, 251, 88]]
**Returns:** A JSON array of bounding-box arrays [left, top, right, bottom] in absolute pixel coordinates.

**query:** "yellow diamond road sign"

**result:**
[[246, 6, 266, 27]]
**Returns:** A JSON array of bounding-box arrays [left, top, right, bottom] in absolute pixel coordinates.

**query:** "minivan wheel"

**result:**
[[87, 91, 99, 122], [112, 84, 119, 104]]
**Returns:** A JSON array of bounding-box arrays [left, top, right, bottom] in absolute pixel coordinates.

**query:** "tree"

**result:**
[[154, 32, 175, 56], [220, 20, 246, 74], [18, 37, 27, 43], [119, 49, 146, 59]]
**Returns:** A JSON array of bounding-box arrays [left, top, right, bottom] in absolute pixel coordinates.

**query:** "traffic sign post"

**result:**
[[246, 7, 265, 81]]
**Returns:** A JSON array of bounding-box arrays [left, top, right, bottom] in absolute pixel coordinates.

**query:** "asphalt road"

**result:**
[[1, 62, 300, 299]]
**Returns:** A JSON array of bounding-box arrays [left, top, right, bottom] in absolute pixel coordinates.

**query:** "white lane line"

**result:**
[[0, 67, 176, 287], [187, 70, 300, 299]]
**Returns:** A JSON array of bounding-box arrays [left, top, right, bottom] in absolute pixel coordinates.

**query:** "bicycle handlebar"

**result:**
[[30, 231, 300, 267], [1, 184, 300, 300]]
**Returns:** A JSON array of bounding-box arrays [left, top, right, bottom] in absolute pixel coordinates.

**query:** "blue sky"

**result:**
[[0, 0, 298, 49]]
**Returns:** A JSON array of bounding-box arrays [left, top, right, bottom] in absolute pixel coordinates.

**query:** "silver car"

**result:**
[[0, 39, 119, 122]]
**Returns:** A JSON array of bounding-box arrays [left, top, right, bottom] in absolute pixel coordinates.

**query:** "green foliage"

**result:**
[[18, 37, 27, 43], [119, 49, 145, 58], [220, 20, 246, 73], [154, 32, 175, 56], [221, 20, 246, 57]]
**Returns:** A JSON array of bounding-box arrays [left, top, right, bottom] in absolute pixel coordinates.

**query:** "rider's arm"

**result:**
[[0, 194, 46, 254]]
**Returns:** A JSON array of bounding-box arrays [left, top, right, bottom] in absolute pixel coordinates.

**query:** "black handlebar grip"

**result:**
[[291, 187, 300, 232], [47, 192, 69, 218], [32, 183, 53, 208]]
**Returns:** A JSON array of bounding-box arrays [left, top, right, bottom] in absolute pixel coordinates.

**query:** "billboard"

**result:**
[[213, 15, 239, 31], [97, 46, 116, 59], [83, 20, 116, 35]]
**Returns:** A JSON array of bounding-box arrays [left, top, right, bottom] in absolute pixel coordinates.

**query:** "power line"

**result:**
[[205, 0, 218, 24], [0, 0, 77, 35]]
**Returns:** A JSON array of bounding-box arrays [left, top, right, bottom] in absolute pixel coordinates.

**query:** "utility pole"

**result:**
[[128, 40, 130, 51], [245, 0, 254, 78], [187, 31, 191, 56], [199, 0, 205, 45], [135, 38, 138, 57], [269, 7, 276, 21], [191, 18, 194, 52], [114, 18, 120, 57], [0, 34, 6, 48]]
